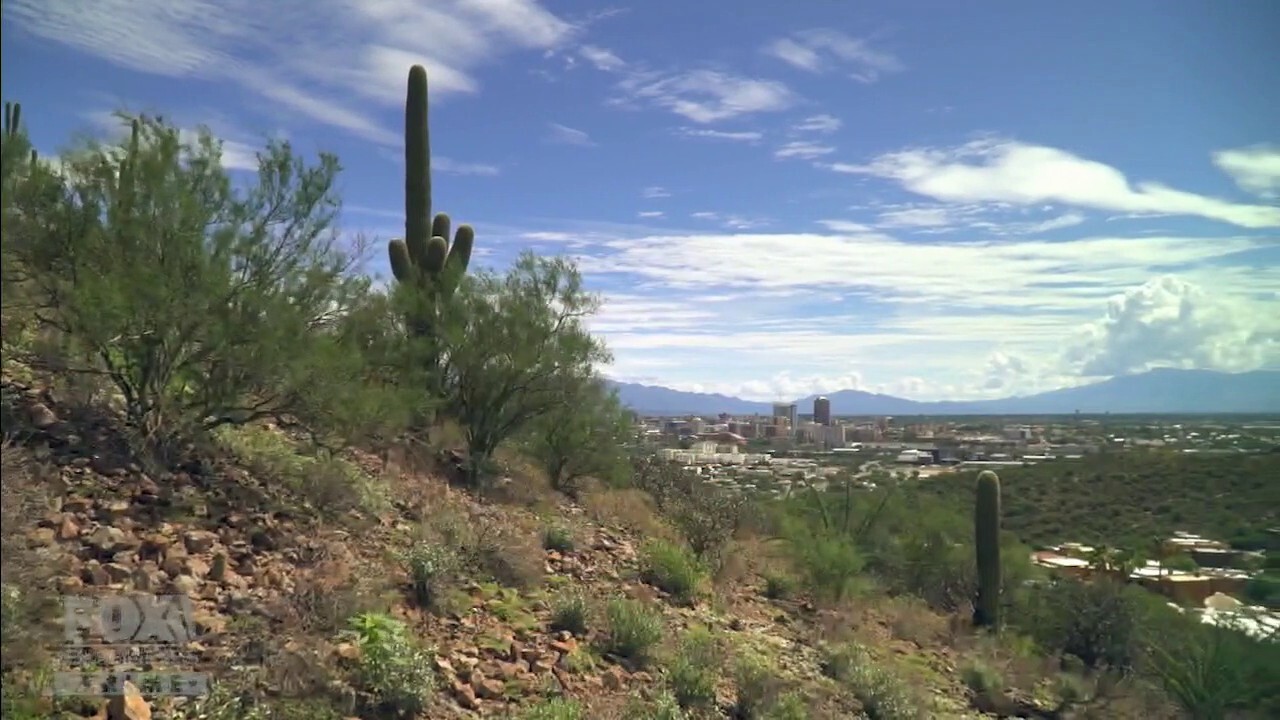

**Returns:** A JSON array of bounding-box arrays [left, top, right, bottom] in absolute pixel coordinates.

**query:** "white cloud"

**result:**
[[81, 108, 260, 171], [578, 44, 626, 71], [774, 140, 836, 161], [431, 157, 501, 176], [674, 127, 764, 143], [827, 138, 1280, 229], [637, 210, 665, 219], [4, 0, 579, 144], [791, 114, 842, 134], [642, 186, 672, 199], [546, 122, 596, 146], [763, 29, 904, 83], [1065, 276, 1280, 377], [686, 211, 771, 230], [615, 69, 794, 123], [1213, 144, 1280, 199]]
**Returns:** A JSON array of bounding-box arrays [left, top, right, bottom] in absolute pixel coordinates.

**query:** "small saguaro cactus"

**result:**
[[386, 64, 475, 337], [3, 101, 39, 164], [973, 470, 1003, 630]]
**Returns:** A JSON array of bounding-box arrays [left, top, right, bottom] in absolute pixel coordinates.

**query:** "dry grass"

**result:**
[[580, 487, 678, 543]]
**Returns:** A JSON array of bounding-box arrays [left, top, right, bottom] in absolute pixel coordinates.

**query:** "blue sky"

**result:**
[[4, 0, 1278, 402]]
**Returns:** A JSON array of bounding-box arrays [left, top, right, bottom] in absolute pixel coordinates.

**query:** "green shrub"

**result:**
[[761, 571, 797, 600], [518, 697, 585, 720], [640, 540, 707, 606], [623, 689, 689, 719], [733, 650, 790, 719], [542, 524, 575, 553], [1014, 577, 1153, 671], [401, 543, 457, 610], [602, 598, 664, 665], [550, 591, 589, 635], [1141, 613, 1280, 718], [821, 643, 925, 720], [345, 612, 435, 717], [666, 627, 720, 710]]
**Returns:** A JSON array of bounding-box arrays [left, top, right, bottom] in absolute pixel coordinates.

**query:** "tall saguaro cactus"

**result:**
[[973, 470, 1003, 630], [3, 101, 39, 165], [387, 65, 475, 338]]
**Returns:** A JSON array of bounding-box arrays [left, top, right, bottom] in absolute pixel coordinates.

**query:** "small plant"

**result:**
[[762, 571, 797, 600], [603, 598, 664, 665], [401, 543, 455, 609], [550, 591, 589, 635], [640, 540, 707, 606], [542, 524, 575, 553], [623, 689, 689, 719], [667, 626, 721, 710], [959, 659, 1004, 697], [345, 611, 435, 717], [733, 649, 788, 719], [518, 696, 585, 720], [822, 643, 924, 720]]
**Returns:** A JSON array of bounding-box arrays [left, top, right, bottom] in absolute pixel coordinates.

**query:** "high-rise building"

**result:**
[[771, 402, 797, 428], [814, 396, 832, 426]]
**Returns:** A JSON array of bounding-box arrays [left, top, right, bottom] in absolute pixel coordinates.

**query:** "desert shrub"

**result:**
[[784, 525, 865, 603], [733, 649, 791, 719], [542, 524, 575, 553], [821, 643, 925, 720], [523, 375, 633, 495], [1013, 576, 1154, 671], [762, 570, 798, 600], [519, 697, 585, 720], [400, 543, 457, 610], [602, 598, 664, 665], [344, 612, 435, 717], [666, 626, 721, 710], [550, 591, 589, 635], [623, 689, 688, 720], [215, 425, 389, 516], [632, 456, 747, 562], [640, 540, 707, 606], [6, 114, 400, 464], [1140, 612, 1280, 718]]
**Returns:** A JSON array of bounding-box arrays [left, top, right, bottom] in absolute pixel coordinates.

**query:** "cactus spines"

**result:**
[[387, 64, 475, 332], [973, 470, 1002, 630]]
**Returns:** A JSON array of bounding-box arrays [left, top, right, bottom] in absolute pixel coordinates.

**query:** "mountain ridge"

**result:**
[[607, 368, 1280, 416]]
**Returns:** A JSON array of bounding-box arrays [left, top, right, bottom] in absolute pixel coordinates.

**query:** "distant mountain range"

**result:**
[[608, 369, 1280, 416]]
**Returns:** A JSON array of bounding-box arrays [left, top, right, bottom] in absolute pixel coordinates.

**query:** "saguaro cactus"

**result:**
[[3, 101, 39, 164], [386, 65, 475, 337], [973, 470, 1002, 630]]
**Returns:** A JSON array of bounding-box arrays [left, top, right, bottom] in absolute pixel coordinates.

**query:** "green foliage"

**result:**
[[400, 542, 457, 610], [1014, 576, 1155, 671], [345, 612, 435, 717], [733, 650, 793, 719], [214, 425, 390, 516], [973, 470, 1002, 630], [549, 591, 589, 635], [1142, 614, 1280, 720], [542, 523, 575, 553], [5, 113, 391, 460], [434, 252, 610, 487], [666, 626, 721, 710], [905, 452, 1280, 549], [517, 697, 585, 720], [640, 539, 708, 606], [761, 570, 798, 600], [602, 598, 664, 665], [1244, 573, 1280, 608], [524, 375, 633, 495], [821, 643, 925, 720], [776, 511, 866, 603], [632, 456, 748, 562], [623, 690, 689, 720]]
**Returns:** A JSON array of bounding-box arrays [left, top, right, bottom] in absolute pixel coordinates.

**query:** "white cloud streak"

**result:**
[[763, 29, 904, 83]]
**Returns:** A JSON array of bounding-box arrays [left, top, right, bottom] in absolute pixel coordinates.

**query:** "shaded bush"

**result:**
[[640, 539, 707, 606]]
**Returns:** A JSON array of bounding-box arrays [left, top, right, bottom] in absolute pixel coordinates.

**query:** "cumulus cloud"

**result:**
[[827, 138, 1280, 229], [545, 122, 596, 146], [1065, 276, 1280, 377], [763, 29, 904, 83], [4, 0, 578, 147], [1213, 144, 1280, 199]]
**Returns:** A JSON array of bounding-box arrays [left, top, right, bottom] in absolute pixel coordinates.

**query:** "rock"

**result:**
[[27, 527, 57, 547], [27, 402, 59, 430], [601, 665, 627, 691], [58, 515, 81, 540], [103, 563, 134, 583], [451, 680, 479, 710], [474, 677, 505, 699], [169, 575, 201, 595], [88, 527, 138, 556], [181, 531, 218, 554], [106, 680, 151, 720]]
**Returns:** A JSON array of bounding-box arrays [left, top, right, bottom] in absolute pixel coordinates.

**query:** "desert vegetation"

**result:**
[[1, 66, 1277, 720]]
